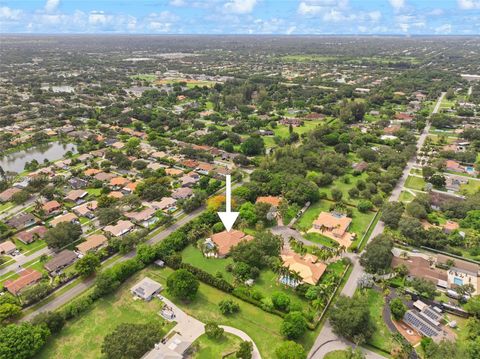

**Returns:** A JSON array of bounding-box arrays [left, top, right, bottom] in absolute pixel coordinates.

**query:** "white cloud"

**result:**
[[44, 0, 60, 13], [389, 0, 405, 11], [298, 2, 323, 15], [286, 26, 296, 34], [435, 24, 452, 34], [224, 0, 257, 14], [0, 6, 22, 20], [368, 11, 382, 22], [146, 11, 179, 32], [88, 11, 110, 26], [429, 8, 444, 16], [458, 0, 480, 9], [169, 0, 186, 6]]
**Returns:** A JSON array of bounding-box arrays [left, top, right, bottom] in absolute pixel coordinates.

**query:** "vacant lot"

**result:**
[[192, 333, 242, 359], [36, 272, 172, 359]]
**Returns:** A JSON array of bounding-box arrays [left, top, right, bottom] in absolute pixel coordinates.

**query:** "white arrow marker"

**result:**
[[217, 175, 239, 232]]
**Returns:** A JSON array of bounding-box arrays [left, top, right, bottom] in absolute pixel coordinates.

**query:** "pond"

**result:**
[[0, 141, 77, 174]]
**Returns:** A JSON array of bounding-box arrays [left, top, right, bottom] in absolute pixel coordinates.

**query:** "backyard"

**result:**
[[192, 333, 242, 359], [36, 272, 173, 359]]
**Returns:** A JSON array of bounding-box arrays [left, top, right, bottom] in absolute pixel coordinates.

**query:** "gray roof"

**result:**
[[44, 250, 77, 272], [130, 277, 162, 299]]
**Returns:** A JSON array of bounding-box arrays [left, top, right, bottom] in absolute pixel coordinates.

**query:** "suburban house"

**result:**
[[179, 175, 198, 188], [73, 201, 98, 219], [445, 175, 468, 192], [165, 168, 184, 177], [64, 189, 88, 203], [0, 240, 17, 255], [44, 249, 78, 274], [403, 300, 452, 343], [445, 160, 463, 173], [437, 254, 480, 295], [203, 230, 253, 258], [309, 211, 355, 247], [443, 221, 459, 234], [6, 213, 37, 230], [110, 176, 130, 189], [107, 191, 123, 200], [143, 335, 192, 359], [0, 187, 21, 202], [280, 249, 326, 286], [148, 197, 177, 212], [76, 234, 108, 255], [94, 172, 116, 182], [196, 162, 215, 175], [124, 207, 157, 227], [50, 212, 79, 227], [84, 168, 102, 177], [130, 277, 163, 301], [4, 269, 43, 295], [16, 226, 48, 244], [104, 220, 134, 237], [42, 200, 62, 215], [391, 249, 480, 295], [256, 196, 282, 221], [171, 187, 193, 200], [68, 177, 88, 189], [122, 182, 138, 194]]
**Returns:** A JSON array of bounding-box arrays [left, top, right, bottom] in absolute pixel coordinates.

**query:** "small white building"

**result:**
[[130, 277, 163, 301]]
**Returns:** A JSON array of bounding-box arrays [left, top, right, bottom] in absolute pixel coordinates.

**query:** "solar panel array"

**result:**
[[404, 311, 440, 338], [421, 307, 442, 323]]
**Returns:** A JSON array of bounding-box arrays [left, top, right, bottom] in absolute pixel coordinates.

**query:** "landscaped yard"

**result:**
[[181, 244, 234, 283], [460, 179, 480, 195], [399, 191, 415, 203], [13, 238, 47, 256], [304, 232, 339, 248], [273, 119, 324, 138], [145, 267, 321, 358], [36, 271, 174, 359], [404, 175, 426, 191], [192, 333, 242, 359], [295, 198, 376, 249], [363, 289, 393, 354]]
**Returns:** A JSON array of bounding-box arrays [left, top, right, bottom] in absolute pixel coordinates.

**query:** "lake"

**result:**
[[0, 141, 77, 174]]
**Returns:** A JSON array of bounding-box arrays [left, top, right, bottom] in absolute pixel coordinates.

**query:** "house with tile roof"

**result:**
[[204, 230, 253, 258]]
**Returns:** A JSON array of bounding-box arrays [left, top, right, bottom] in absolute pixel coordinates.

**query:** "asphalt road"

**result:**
[[308, 92, 446, 359]]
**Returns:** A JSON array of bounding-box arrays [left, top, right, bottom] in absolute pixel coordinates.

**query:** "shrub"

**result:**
[[219, 299, 240, 315]]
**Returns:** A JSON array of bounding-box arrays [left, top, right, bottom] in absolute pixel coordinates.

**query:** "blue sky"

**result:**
[[1, 0, 479, 34]]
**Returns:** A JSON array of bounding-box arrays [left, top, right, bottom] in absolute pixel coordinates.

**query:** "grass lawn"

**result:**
[[323, 173, 369, 205], [324, 350, 351, 359], [304, 232, 339, 248], [86, 188, 102, 197], [192, 333, 242, 359], [0, 271, 19, 290], [251, 269, 310, 311], [130, 73, 157, 82], [36, 271, 174, 359], [181, 245, 234, 283], [146, 267, 321, 358], [273, 120, 323, 138], [460, 180, 480, 195], [0, 202, 13, 213], [399, 191, 415, 203], [295, 200, 331, 232], [13, 239, 47, 256], [404, 176, 426, 191], [363, 289, 393, 353]]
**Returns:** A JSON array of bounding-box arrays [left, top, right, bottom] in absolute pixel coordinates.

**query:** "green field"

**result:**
[[181, 245, 234, 282], [181, 245, 309, 311], [399, 191, 415, 203], [130, 73, 157, 82], [192, 333, 242, 358], [324, 350, 351, 359], [404, 175, 426, 191], [273, 119, 324, 137], [304, 232, 339, 248], [36, 272, 173, 359], [363, 289, 393, 353], [146, 267, 320, 358], [13, 238, 47, 256], [460, 179, 480, 195]]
